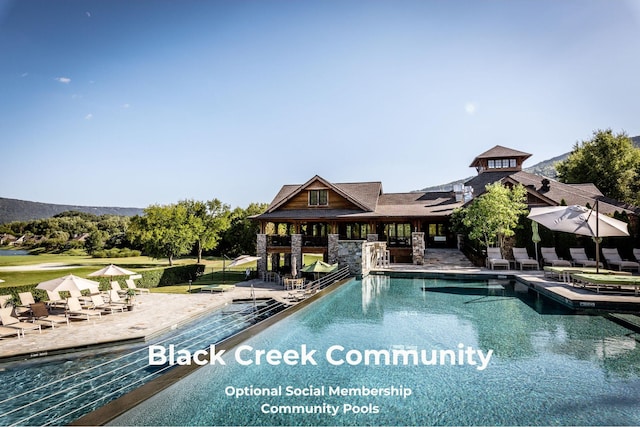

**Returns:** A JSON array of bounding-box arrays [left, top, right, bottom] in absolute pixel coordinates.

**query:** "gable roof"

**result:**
[[265, 175, 381, 213], [469, 145, 532, 167], [466, 170, 635, 215]]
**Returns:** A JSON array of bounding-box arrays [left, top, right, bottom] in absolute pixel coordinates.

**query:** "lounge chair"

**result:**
[[0, 294, 11, 309], [90, 295, 125, 313], [486, 247, 509, 270], [601, 248, 640, 272], [46, 290, 67, 309], [125, 278, 150, 294], [200, 284, 235, 293], [0, 325, 21, 339], [512, 247, 538, 270], [108, 289, 128, 305], [569, 248, 602, 268], [30, 302, 69, 328], [111, 281, 128, 297], [17, 291, 36, 316], [572, 273, 640, 295], [66, 297, 102, 320], [0, 307, 42, 335], [540, 247, 572, 267]]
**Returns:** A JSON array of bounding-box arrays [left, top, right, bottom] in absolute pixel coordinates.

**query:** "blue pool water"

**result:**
[[111, 276, 640, 426], [0, 300, 282, 426]]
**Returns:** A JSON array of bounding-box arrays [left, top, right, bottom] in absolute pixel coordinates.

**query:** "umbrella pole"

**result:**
[[595, 200, 600, 273]]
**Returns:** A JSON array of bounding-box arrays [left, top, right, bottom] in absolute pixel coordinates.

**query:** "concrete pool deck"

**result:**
[[0, 279, 293, 361]]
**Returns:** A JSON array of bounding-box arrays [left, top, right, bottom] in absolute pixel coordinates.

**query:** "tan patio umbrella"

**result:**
[[36, 274, 100, 293], [227, 255, 261, 268], [87, 264, 136, 278], [527, 202, 629, 273]]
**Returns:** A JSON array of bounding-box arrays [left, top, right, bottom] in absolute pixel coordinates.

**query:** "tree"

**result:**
[[128, 203, 196, 266], [459, 182, 528, 251], [218, 203, 268, 256], [180, 199, 231, 263], [556, 129, 640, 205]]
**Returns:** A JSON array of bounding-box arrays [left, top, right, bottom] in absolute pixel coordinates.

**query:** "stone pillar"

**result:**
[[367, 233, 379, 242], [412, 232, 425, 265], [337, 240, 364, 276], [291, 234, 302, 277], [257, 234, 267, 277], [328, 234, 339, 264]]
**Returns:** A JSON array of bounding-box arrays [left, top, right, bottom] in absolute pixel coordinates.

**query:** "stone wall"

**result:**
[[256, 234, 267, 276], [328, 234, 339, 264], [412, 232, 425, 265], [291, 234, 302, 277]]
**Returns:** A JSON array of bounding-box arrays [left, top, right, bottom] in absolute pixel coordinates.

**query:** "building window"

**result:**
[[309, 189, 328, 206], [487, 158, 517, 169]]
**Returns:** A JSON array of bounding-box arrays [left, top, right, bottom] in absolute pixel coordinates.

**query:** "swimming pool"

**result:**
[[110, 276, 640, 426], [0, 299, 285, 426]]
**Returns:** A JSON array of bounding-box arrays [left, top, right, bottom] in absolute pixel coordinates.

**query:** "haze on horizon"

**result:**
[[1, 0, 639, 209]]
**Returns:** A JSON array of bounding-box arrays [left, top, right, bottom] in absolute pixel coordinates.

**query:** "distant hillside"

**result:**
[[421, 135, 640, 192], [0, 197, 143, 224]]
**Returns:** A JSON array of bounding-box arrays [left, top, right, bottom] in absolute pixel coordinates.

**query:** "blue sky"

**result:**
[[1, 0, 639, 209]]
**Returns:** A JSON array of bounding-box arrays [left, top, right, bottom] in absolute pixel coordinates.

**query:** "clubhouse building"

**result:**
[[253, 145, 635, 276]]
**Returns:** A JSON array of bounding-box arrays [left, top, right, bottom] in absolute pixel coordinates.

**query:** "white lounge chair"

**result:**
[[90, 295, 125, 313], [601, 248, 640, 272], [512, 247, 539, 270], [0, 325, 21, 339], [486, 247, 509, 270], [46, 290, 67, 309], [66, 297, 102, 320], [125, 278, 150, 294], [569, 248, 602, 268], [0, 307, 42, 335], [540, 247, 571, 267]]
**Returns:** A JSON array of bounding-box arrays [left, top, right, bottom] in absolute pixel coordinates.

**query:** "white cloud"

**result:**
[[55, 77, 71, 84], [85, 113, 93, 120], [21, 72, 28, 77], [122, 103, 130, 109], [86, 11, 91, 17], [464, 102, 477, 115]]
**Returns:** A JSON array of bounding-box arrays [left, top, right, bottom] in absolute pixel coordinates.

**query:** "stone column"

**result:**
[[412, 232, 425, 265], [328, 234, 339, 264], [291, 234, 302, 277], [257, 234, 267, 277]]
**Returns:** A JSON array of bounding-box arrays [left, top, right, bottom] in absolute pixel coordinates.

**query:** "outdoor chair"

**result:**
[[66, 297, 102, 320], [486, 247, 509, 270], [125, 278, 150, 294], [30, 302, 69, 329], [108, 289, 128, 305], [110, 281, 128, 297], [90, 295, 125, 314], [569, 248, 602, 268], [0, 295, 10, 309], [540, 247, 571, 267], [17, 291, 36, 316], [0, 325, 21, 339], [601, 248, 640, 272], [0, 307, 42, 335], [46, 290, 67, 309], [512, 247, 539, 270]]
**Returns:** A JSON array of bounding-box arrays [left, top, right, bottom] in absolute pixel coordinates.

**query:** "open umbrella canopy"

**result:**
[[36, 274, 100, 292], [527, 205, 629, 238], [300, 260, 338, 274], [87, 264, 136, 278], [227, 255, 261, 268]]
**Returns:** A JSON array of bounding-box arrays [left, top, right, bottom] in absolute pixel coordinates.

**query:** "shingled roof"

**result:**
[[469, 145, 532, 168]]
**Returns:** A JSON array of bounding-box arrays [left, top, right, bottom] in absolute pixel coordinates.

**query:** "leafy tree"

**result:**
[[556, 129, 640, 205], [459, 182, 528, 251], [128, 204, 196, 266], [218, 203, 268, 257], [85, 230, 108, 255], [180, 199, 231, 263]]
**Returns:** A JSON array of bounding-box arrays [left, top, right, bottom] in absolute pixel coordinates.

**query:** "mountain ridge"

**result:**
[[0, 197, 143, 224]]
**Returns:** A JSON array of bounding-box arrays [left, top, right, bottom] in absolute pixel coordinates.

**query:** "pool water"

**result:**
[[0, 300, 283, 426], [110, 276, 640, 426]]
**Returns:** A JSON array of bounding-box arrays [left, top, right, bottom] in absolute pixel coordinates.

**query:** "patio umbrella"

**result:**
[[301, 260, 338, 280], [227, 255, 261, 268], [87, 264, 136, 279], [36, 274, 100, 293], [527, 203, 629, 273]]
